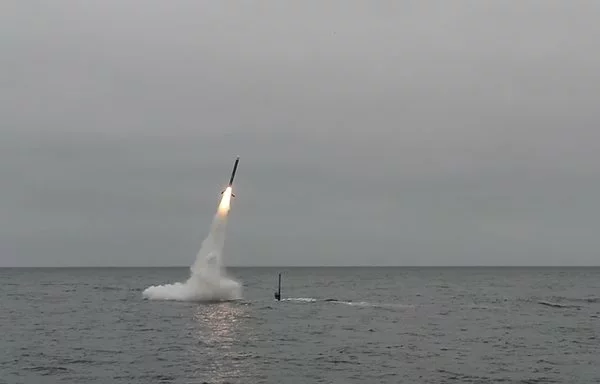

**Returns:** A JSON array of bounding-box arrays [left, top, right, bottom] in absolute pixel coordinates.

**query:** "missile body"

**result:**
[[229, 156, 239, 186], [222, 156, 239, 197]]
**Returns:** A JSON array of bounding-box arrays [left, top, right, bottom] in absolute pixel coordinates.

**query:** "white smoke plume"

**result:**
[[142, 187, 242, 302]]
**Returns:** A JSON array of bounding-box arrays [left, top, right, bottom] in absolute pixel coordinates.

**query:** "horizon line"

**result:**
[[1, 265, 599, 268]]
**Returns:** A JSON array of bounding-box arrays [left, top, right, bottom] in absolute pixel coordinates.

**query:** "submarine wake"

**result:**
[[142, 187, 242, 302]]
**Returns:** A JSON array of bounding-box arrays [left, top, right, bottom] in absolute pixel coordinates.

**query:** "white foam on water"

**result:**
[[282, 297, 318, 303]]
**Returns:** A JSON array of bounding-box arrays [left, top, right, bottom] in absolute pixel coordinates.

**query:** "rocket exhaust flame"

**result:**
[[218, 187, 233, 214]]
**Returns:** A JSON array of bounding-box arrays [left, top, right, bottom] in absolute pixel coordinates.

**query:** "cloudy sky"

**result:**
[[2, 1, 600, 266]]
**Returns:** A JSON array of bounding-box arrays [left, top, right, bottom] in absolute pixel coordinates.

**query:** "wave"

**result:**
[[282, 297, 317, 303], [281, 297, 412, 309], [538, 300, 582, 309]]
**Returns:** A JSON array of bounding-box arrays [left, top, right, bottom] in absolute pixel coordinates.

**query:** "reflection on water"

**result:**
[[190, 303, 254, 383], [194, 302, 245, 345]]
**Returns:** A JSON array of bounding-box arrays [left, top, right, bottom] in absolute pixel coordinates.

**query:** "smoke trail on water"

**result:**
[[142, 187, 242, 301]]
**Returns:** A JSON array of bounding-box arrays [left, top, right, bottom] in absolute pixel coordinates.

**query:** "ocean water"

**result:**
[[1, 267, 599, 383]]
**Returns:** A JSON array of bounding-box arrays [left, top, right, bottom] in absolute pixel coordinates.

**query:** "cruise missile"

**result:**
[[222, 156, 239, 196]]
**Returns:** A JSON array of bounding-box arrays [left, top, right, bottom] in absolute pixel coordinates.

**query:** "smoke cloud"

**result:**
[[142, 187, 241, 301]]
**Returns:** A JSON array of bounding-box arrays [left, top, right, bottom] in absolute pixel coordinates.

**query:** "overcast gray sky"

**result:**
[[2, 1, 600, 266]]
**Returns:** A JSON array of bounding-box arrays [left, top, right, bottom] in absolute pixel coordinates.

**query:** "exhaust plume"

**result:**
[[142, 187, 242, 301]]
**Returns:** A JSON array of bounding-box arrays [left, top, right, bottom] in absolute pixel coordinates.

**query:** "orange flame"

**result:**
[[218, 187, 232, 214]]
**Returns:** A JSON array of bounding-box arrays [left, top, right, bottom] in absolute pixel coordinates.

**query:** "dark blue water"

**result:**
[[1, 267, 599, 383]]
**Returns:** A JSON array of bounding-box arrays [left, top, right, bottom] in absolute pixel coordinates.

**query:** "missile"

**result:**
[[222, 156, 239, 197], [229, 156, 239, 186]]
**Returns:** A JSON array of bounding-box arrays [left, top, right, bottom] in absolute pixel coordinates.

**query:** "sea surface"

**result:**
[[1, 267, 599, 383]]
